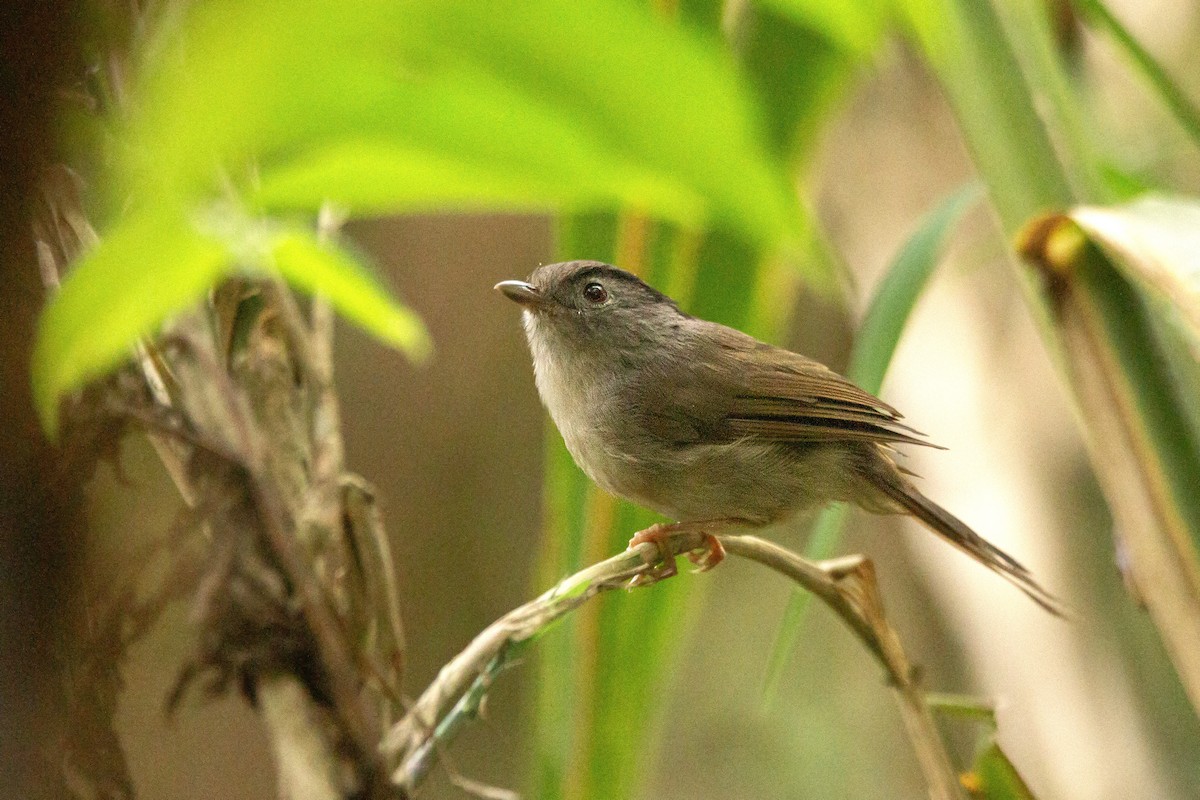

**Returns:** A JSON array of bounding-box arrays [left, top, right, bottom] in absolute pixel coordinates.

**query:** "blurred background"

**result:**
[[6, 0, 1200, 798]]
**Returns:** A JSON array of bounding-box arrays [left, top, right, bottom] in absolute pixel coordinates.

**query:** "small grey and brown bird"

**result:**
[[496, 260, 1060, 614]]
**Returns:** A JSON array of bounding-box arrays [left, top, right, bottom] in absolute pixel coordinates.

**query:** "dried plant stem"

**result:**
[[258, 675, 345, 800], [386, 531, 965, 800]]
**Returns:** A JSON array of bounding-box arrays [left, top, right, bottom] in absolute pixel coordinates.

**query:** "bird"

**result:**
[[496, 259, 1060, 614]]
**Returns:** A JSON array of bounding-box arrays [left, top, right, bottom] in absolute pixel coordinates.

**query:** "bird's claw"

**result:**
[[686, 534, 726, 573], [628, 524, 679, 587], [627, 524, 725, 586], [627, 560, 678, 588]]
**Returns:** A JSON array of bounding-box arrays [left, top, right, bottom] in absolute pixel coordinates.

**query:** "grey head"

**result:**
[[494, 260, 687, 362]]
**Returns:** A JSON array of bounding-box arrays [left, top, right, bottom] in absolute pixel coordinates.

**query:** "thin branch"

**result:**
[[342, 477, 407, 708], [385, 531, 965, 800], [381, 532, 706, 763], [303, 205, 350, 547]]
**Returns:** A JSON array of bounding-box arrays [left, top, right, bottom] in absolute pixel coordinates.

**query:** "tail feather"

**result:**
[[875, 474, 1065, 617]]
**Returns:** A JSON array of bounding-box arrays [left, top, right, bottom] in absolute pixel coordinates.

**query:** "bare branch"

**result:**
[[382, 534, 705, 768], [386, 531, 966, 800]]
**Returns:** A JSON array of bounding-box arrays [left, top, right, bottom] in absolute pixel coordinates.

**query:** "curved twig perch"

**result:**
[[385, 531, 965, 800]]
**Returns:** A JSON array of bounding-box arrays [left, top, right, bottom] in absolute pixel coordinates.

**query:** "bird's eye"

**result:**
[[582, 282, 608, 304]]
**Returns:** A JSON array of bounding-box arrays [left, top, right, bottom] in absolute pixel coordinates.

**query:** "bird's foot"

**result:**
[[627, 523, 727, 587], [686, 533, 725, 573], [628, 523, 679, 587]]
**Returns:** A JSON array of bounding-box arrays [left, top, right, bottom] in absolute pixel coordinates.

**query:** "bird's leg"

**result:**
[[627, 521, 731, 587]]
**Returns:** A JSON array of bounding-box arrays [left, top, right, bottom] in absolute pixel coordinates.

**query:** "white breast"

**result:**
[[523, 310, 633, 498]]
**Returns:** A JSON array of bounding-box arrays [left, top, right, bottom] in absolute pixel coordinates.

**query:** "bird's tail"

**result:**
[[870, 466, 1064, 617]]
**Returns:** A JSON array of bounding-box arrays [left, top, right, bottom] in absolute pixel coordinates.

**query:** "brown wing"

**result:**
[[710, 322, 940, 449], [627, 320, 941, 450], [727, 384, 937, 448]]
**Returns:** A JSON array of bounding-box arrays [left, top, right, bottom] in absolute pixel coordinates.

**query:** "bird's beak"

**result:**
[[494, 280, 544, 308]]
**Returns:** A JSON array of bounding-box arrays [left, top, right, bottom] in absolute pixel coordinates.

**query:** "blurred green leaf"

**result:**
[[736, 5, 858, 167], [732, 3, 886, 299], [39, 0, 826, 435], [1069, 0, 1200, 151], [34, 205, 430, 435], [760, 183, 982, 703], [907, 0, 1200, 717], [124, 0, 799, 246], [1098, 162, 1156, 201], [988, 0, 1110, 202], [678, 0, 725, 31], [896, 0, 1075, 223], [964, 742, 1037, 800], [1063, 195, 1200, 356], [270, 231, 431, 360], [32, 208, 230, 437], [752, 0, 889, 58]]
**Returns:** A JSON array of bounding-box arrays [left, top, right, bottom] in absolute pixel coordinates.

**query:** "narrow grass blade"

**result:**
[[1070, 0, 1200, 150]]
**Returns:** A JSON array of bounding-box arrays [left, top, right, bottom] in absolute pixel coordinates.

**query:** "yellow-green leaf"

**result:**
[[753, 0, 889, 58], [123, 0, 798, 247], [963, 742, 1037, 800], [270, 232, 431, 361], [33, 208, 231, 437]]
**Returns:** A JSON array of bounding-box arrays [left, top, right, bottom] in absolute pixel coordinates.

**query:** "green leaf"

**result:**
[[906, 0, 1200, 718], [732, 4, 879, 297], [33, 206, 430, 437], [1069, 0, 1200, 152], [32, 208, 231, 437], [752, 0, 889, 58], [123, 0, 799, 247], [760, 183, 982, 704], [737, 5, 857, 166], [895, 0, 1075, 222], [1063, 195, 1200, 356], [847, 183, 984, 389], [270, 231, 431, 360], [964, 742, 1038, 800]]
